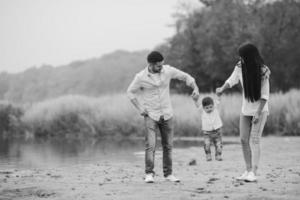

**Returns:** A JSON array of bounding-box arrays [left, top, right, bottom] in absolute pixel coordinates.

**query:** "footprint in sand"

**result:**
[[195, 187, 211, 194], [259, 187, 268, 191], [105, 178, 112, 182], [232, 179, 244, 187], [188, 159, 196, 166], [0, 171, 13, 175], [206, 177, 219, 184]]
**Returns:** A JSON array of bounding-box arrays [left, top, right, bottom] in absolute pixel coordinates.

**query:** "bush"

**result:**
[[0, 102, 24, 136]]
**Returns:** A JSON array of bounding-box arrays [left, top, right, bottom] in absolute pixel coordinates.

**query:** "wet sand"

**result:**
[[1, 137, 300, 200]]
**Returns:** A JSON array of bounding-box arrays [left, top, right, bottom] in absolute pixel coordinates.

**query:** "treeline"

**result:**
[[0, 50, 148, 103], [158, 0, 300, 92]]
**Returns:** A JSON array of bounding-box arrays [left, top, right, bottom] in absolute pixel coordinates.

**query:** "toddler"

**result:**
[[195, 96, 223, 161]]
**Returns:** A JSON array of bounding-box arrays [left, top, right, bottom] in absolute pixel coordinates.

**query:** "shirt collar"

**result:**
[[145, 65, 165, 77]]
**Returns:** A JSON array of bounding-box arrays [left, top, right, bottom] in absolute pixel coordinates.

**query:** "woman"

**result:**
[[216, 43, 270, 182]]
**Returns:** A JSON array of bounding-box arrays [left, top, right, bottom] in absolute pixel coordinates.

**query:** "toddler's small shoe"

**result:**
[[206, 154, 212, 161], [215, 154, 223, 161]]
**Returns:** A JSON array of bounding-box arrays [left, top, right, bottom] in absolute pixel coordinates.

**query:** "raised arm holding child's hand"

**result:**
[[216, 82, 230, 96]]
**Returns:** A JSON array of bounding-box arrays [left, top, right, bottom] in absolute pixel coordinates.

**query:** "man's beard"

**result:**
[[153, 66, 162, 73]]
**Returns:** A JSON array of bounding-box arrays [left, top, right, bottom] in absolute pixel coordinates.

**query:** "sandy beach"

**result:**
[[1, 137, 299, 200]]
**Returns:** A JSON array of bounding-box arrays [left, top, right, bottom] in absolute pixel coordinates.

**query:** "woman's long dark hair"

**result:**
[[238, 43, 264, 102]]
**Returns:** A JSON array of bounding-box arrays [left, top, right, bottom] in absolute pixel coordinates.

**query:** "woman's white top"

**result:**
[[225, 61, 271, 116]]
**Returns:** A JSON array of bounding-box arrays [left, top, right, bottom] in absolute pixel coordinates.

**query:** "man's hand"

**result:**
[[140, 108, 149, 117], [129, 98, 149, 117], [191, 89, 200, 101]]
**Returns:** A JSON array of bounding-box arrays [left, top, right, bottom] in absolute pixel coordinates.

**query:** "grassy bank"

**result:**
[[16, 89, 300, 137]]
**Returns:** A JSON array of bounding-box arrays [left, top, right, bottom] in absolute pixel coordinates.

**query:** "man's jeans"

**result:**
[[144, 116, 173, 177], [203, 128, 222, 156]]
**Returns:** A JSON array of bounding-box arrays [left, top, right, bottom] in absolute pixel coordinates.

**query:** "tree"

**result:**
[[163, 0, 300, 92]]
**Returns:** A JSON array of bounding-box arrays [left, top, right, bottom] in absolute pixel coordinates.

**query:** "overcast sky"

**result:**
[[0, 0, 200, 73]]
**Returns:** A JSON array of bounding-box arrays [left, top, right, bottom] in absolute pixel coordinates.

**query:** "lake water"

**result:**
[[0, 136, 238, 170]]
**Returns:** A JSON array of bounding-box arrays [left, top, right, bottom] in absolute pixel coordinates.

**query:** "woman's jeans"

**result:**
[[240, 112, 268, 173], [144, 116, 173, 177]]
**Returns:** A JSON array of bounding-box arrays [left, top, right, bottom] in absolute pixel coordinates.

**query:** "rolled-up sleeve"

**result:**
[[127, 74, 141, 100], [169, 66, 195, 86], [225, 66, 240, 88]]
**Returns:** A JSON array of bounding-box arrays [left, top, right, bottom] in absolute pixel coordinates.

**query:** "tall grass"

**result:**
[[267, 89, 300, 136], [20, 90, 300, 137], [22, 95, 141, 137]]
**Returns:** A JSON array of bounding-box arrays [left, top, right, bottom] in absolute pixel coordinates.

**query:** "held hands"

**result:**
[[191, 89, 200, 102], [193, 99, 201, 108], [191, 89, 200, 108], [216, 87, 223, 96]]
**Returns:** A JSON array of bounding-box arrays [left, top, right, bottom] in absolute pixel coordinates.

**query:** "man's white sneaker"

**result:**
[[145, 174, 154, 183], [245, 171, 257, 182], [165, 175, 180, 182], [236, 171, 248, 180]]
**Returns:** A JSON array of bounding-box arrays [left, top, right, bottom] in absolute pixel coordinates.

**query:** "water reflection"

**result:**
[[0, 136, 238, 170]]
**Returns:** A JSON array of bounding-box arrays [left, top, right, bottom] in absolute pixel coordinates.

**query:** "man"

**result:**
[[127, 51, 200, 183]]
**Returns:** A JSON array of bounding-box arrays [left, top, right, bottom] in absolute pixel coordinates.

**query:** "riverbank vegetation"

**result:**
[[1, 90, 299, 137]]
